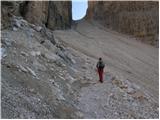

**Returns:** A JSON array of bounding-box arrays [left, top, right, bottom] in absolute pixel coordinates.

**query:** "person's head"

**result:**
[[99, 57, 102, 61]]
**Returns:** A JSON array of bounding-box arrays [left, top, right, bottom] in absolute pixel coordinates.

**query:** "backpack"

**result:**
[[97, 61, 105, 69]]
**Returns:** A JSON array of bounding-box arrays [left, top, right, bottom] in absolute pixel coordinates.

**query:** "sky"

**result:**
[[72, 0, 88, 20]]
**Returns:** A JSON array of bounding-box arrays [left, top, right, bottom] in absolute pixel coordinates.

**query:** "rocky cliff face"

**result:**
[[86, 1, 159, 46], [20, 1, 49, 26], [2, 1, 158, 46], [46, 1, 72, 30], [1, 1, 72, 30]]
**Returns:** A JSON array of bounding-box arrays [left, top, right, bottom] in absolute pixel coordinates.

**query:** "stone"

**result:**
[[26, 67, 37, 77], [66, 74, 76, 84], [54, 82, 59, 88], [33, 60, 46, 71], [1, 48, 7, 59], [13, 18, 21, 28], [19, 65, 28, 73], [119, 84, 128, 89], [13, 27, 18, 31], [26, 28, 34, 37], [49, 79, 55, 84], [29, 88, 35, 93], [57, 93, 65, 101], [42, 40, 57, 51], [112, 79, 123, 86], [75, 111, 84, 118], [30, 51, 41, 57], [44, 52, 60, 63], [132, 83, 140, 90], [40, 25, 57, 45], [109, 93, 114, 97], [34, 26, 42, 32], [127, 87, 136, 94], [57, 50, 75, 64], [21, 51, 28, 57], [2, 37, 12, 47], [132, 91, 145, 100]]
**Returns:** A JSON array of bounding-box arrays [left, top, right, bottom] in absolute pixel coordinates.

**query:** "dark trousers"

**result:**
[[98, 68, 104, 82]]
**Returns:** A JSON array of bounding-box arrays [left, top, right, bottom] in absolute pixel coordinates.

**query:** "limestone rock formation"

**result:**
[[1, 1, 22, 29], [1, 1, 72, 30], [20, 1, 49, 26], [46, 1, 72, 30], [86, 1, 159, 46]]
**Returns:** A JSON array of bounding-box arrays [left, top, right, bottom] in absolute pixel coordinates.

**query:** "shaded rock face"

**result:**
[[86, 1, 159, 46], [46, 1, 72, 30], [1, 1, 72, 30], [1, 1, 22, 29], [20, 1, 49, 26]]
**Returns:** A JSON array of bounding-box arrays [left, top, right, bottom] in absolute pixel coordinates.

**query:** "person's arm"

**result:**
[[96, 62, 99, 68]]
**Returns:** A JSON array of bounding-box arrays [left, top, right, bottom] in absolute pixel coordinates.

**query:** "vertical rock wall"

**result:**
[[46, 1, 72, 30], [1, 1, 72, 30], [21, 1, 49, 26], [86, 1, 159, 46]]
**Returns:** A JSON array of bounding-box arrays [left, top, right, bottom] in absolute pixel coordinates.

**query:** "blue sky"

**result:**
[[72, 0, 88, 20]]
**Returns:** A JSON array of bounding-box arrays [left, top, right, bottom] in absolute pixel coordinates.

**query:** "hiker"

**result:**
[[96, 57, 105, 83]]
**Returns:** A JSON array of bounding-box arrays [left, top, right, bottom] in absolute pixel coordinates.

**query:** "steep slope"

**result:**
[[1, 17, 90, 118], [1, 17, 158, 119]]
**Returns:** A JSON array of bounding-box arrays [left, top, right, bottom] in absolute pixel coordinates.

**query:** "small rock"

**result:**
[[49, 79, 55, 84], [2, 37, 12, 47], [59, 76, 65, 80], [13, 27, 18, 31], [19, 65, 28, 73], [40, 40, 45, 44], [30, 51, 41, 57], [26, 67, 37, 77], [132, 91, 144, 100], [21, 51, 28, 57], [13, 19, 21, 28], [44, 53, 60, 63], [30, 88, 34, 92], [57, 50, 75, 64], [34, 26, 42, 32], [1, 48, 7, 59], [57, 93, 65, 101], [127, 87, 136, 94], [119, 84, 128, 89], [26, 28, 34, 37], [109, 93, 114, 97], [75, 111, 84, 118], [54, 82, 59, 88], [33, 60, 46, 71], [67, 75, 76, 84], [82, 65, 87, 69], [132, 83, 140, 90], [112, 79, 122, 86]]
